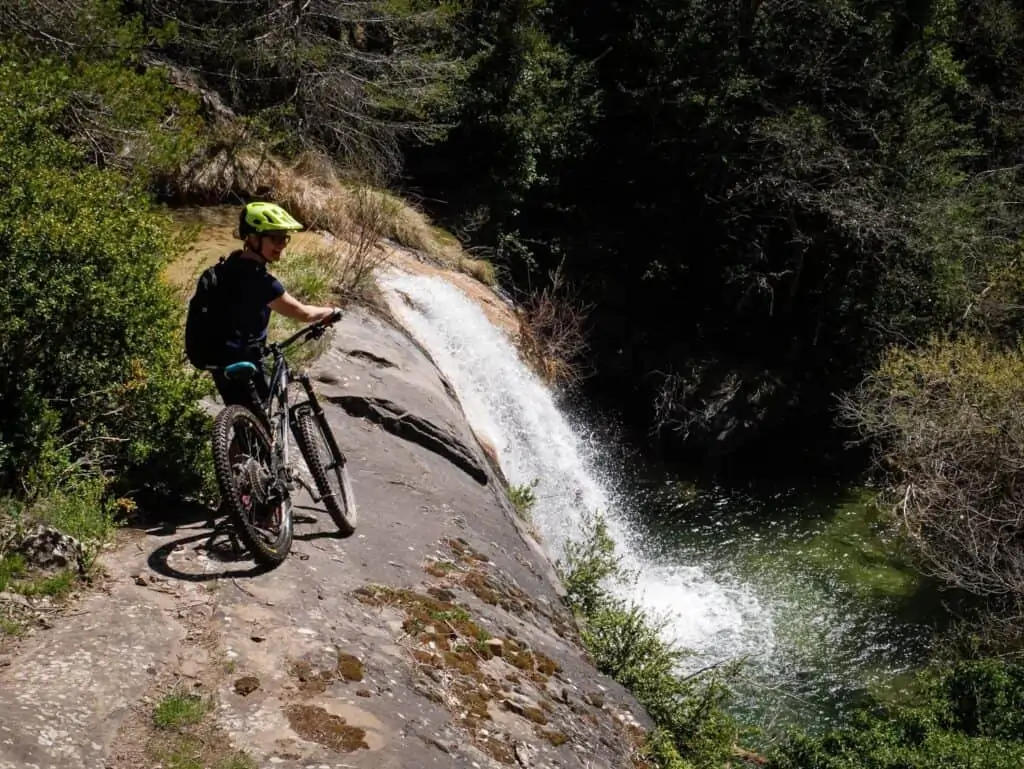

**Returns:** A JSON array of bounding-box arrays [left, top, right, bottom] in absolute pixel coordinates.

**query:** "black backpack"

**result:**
[[184, 257, 235, 370]]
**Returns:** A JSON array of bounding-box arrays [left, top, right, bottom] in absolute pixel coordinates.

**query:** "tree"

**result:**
[[137, 0, 461, 179], [409, 0, 1024, 466]]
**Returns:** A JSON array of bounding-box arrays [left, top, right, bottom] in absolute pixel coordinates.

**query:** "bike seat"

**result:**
[[223, 361, 258, 382]]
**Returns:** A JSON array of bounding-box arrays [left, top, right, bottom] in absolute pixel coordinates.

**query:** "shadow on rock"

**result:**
[[292, 504, 346, 542], [147, 529, 274, 582], [125, 498, 219, 537]]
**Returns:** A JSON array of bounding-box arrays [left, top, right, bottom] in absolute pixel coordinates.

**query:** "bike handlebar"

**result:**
[[270, 309, 343, 355]]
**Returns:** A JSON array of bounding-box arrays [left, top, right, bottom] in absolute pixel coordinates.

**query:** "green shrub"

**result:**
[[559, 511, 625, 618], [769, 660, 1024, 769], [557, 512, 739, 769], [939, 659, 1024, 741], [841, 336, 1024, 627], [0, 4, 202, 182], [0, 49, 211, 498], [30, 475, 115, 542]]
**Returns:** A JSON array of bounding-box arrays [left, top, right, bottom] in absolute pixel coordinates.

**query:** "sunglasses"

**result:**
[[264, 233, 291, 245]]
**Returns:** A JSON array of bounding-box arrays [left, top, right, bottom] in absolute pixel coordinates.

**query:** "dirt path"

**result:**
[[0, 307, 648, 769]]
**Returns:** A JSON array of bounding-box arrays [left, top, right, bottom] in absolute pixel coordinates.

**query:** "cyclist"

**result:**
[[202, 201, 340, 415], [186, 201, 340, 534]]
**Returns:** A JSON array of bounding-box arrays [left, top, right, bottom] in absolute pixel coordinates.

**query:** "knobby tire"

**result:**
[[212, 404, 293, 565], [293, 406, 357, 536]]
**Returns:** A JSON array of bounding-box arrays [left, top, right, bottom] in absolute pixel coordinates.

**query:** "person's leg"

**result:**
[[212, 365, 269, 425], [250, 363, 271, 424], [251, 362, 271, 402], [211, 369, 252, 409]]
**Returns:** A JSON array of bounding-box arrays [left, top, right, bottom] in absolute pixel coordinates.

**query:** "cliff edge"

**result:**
[[0, 301, 650, 769]]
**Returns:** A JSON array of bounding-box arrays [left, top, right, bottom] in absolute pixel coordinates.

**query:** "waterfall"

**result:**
[[381, 272, 774, 667]]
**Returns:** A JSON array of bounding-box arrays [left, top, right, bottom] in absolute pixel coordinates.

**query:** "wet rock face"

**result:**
[[312, 310, 496, 487]]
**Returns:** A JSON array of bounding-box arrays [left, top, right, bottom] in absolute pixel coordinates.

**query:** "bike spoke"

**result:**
[[213, 404, 294, 566], [229, 423, 281, 538]]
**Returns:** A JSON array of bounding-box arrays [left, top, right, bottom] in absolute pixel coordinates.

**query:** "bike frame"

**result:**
[[249, 319, 348, 501]]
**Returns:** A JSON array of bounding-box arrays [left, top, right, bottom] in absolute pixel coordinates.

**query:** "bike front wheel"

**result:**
[[212, 404, 294, 565], [293, 406, 357, 537]]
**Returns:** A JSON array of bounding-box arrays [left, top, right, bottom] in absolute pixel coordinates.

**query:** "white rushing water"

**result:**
[[382, 272, 775, 666]]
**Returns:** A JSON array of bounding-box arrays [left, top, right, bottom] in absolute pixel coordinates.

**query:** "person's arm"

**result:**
[[269, 291, 338, 323]]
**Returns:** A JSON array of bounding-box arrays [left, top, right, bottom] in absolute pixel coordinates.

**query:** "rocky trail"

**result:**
[[0, 307, 649, 769]]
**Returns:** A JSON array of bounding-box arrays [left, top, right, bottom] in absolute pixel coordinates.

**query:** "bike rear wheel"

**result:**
[[293, 406, 357, 536], [212, 404, 293, 565]]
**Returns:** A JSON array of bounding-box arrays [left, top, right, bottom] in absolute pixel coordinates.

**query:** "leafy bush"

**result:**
[[0, 49, 212, 499], [769, 660, 1024, 769], [557, 512, 739, 769], [0, 4, 202, 181], [841, 336, 1024, 628], [940, 659, 1024, 740], [559, 511, 622, 618]]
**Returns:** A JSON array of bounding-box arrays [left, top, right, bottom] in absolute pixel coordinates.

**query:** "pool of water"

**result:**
[[626, 471, 950, 736]]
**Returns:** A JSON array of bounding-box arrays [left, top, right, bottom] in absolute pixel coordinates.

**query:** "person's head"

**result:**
[[238, 201, 304, 263]]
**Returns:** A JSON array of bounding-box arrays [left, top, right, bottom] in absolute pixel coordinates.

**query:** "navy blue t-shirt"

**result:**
[[220, 251, 285, 359]]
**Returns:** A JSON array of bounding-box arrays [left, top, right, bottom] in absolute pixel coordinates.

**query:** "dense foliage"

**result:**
[[841, 336, 1024, 640], [37, 0, 1018, 467], [403, 0, 1024, 467], [0, 33, 211, 506], [6, 0, 1024, 764], [769, 659, 1024, 769]]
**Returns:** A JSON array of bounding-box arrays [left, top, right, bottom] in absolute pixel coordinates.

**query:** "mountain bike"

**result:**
[[210, 311, 357, 566]]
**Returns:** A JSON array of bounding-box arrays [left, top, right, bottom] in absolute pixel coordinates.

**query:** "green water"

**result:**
[[629, 475, 953, 737]]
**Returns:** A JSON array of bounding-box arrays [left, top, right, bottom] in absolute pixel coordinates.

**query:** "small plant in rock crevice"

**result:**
[[508, 480, 538, 521], [154, 690, 211, 730], [557, 511, 742, 769]]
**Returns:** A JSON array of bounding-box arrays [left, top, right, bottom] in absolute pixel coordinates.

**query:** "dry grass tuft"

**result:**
[[164, 144, 494, 284], [457, 255, 497, 287], [300, 242, 390, 306]]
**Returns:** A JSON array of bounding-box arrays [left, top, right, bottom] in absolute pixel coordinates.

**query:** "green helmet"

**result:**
[[239, 202, 304, 236]]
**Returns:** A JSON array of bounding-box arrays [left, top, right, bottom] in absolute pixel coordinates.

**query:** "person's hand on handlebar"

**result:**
[[269, 292, 341, 325], [305, 308, 342, 337], [312, 306, 341, 324], [310, 307, 341, 328]]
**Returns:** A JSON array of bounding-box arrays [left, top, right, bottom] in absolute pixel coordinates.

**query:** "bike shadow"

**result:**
[[291, 504, 347, 542], [147, 527, 276, 581], [125, 497, 217, 536], [143, 504, 341, 582]]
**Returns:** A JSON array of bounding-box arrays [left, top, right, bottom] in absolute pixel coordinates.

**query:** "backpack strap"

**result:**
[[205, 256, 228, 286]]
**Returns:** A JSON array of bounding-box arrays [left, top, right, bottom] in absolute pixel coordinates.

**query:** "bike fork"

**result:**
[[295, 372, 349, 475]]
